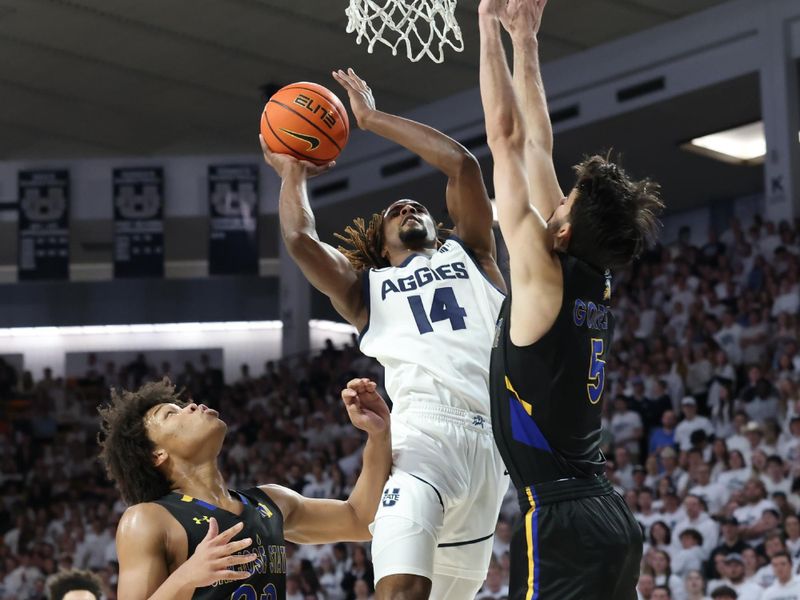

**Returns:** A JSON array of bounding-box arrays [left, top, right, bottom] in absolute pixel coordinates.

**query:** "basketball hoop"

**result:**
[[346, 0, 464, 63]]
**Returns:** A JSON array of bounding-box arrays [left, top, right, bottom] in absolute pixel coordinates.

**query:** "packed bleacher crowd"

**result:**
[[0, 214, 798, 600]]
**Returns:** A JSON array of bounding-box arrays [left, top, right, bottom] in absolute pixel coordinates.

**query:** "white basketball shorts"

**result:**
[[370, 402, 508, 584]]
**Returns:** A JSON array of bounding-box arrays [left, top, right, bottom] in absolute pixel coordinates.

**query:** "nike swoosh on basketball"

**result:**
[[280, 128, 320, 151]]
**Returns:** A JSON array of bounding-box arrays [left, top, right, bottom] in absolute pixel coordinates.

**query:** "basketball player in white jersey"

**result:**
[[259, 68, 507, 600]]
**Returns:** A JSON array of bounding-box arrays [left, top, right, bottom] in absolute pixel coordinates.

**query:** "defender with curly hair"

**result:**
[[260, 68, 507, 600], [99, 377, 391, 600], [47, 569, 103, 600]]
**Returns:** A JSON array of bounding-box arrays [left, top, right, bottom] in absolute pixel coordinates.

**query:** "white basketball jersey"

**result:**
[[359, 237, 505, 415]]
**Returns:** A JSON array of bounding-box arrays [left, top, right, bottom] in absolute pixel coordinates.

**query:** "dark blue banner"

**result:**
[[113, 167, 165, 278], [17, 169, 70, 281], [208, 164, 259, 275]]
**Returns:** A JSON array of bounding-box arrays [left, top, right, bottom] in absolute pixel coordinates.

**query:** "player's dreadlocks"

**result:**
[[335, 213, 453, 271], [335, 214, 388, 271], [98, 378, 187, 505]]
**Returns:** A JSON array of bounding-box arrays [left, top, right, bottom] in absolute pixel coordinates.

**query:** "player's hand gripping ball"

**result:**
[[260, 82, 350, 165]]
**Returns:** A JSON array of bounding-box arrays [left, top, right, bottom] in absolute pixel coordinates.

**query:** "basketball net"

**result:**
[[346, 0, 464, 63]]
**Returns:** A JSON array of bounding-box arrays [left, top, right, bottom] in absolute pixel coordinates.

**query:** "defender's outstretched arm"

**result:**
[[503, 0, 564, 220], [479, 0, 564, 344], [261, 378, 392, 544]]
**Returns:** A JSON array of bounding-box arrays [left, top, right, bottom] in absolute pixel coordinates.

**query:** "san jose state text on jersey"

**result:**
[[360, 237, 505, 415]]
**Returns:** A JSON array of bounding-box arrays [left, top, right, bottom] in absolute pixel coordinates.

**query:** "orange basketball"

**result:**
[[261, 82, 350, 165]]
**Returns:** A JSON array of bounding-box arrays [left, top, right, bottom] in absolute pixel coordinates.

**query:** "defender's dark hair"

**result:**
[[48, 569, 103, 600], [335, 213, 452, 271], [98, 378, 185, 505], [567, 154, 663, 270]]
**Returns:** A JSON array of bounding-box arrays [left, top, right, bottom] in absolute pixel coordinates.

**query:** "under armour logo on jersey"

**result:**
[[193, 515, 211, 525], [257, 503, 273, 519], [472, 415, 486, 429], [382, 488, 400, 507]]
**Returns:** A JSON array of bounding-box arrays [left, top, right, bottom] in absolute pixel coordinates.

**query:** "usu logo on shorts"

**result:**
[[382, 488, 400, 507]]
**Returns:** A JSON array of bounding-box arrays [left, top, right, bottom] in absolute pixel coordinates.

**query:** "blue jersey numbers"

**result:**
[[587, 338, 606, 405], [231, 583, 277, 600], [407, 286, 467, 334]]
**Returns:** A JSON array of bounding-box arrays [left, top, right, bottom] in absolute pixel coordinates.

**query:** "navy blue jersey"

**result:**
[[153, 487, 286, 600], [490, 253, 613, 487]]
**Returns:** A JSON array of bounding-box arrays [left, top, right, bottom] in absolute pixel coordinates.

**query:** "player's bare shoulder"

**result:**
[[117, 502, 184, 557]]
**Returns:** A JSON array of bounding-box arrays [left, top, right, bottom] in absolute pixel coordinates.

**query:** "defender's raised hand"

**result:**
[[503, 0, 548, 43], [332, 68, 377, 130], [341, 378, 390, 436]]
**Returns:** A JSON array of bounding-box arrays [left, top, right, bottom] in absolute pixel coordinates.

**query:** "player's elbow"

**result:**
[[453, 150, 481, 178], [283, 230, 317, 255], [487, 118, 525, 152]]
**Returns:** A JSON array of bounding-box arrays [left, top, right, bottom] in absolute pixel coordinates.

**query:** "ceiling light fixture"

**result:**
[[682, 121, 800, 165]]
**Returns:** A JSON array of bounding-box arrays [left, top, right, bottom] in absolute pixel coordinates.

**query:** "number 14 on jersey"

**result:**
[[407, 286, 467, 334]]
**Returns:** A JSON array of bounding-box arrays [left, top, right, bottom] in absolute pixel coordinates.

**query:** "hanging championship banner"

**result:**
[[113, 167, 165, 278], [208, 164, 259, 275], [17, 169, 70, 281]]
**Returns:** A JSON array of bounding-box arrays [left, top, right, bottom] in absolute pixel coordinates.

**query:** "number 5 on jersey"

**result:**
[[587, 338, 606, 405], [407, 286, 467, 334]]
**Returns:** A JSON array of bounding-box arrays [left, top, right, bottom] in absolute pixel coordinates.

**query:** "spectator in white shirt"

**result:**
[[615, 446, 636, 490], [492, 519, 512, 562], [740, 421, 770, 464], [710, 379, 737, 441], [636, 488, 662, 537], [785, 514, 800, 558], [719, 553, 764, 599], [762, 552, 800, 600], [673, 495, 719, 559], [683, 569, 710, 600], [689, 462, 728, 515], [672, 528, 705, 577], [772, 280, 800, 318], [754, 532, 792, 589], [778, 417, 800, 467], [637, 572, 656, 600], [714, 311, 744, 366], [741, 378, 780, 425], [476, 564, 509, 600], [610, 396, 644, 459], [74, 519, 113, 571], [675, 397, 713, 452], [761, 455, 792, 497], [725, 412, 753, 457], [734, 479, 779, 544]]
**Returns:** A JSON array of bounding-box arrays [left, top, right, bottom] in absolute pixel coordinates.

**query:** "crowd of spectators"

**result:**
[[606, 216, 800, 600], [0, 214, 798, 600]]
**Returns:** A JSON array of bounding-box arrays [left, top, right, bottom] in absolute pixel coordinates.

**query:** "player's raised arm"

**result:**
[[506, 0, 564, 219], [333, 68, 501, 280], [116, 506, 255, 600], [259, 138, 366, 330], [478, 0, 547, 252], [260, 378, 391, 544]]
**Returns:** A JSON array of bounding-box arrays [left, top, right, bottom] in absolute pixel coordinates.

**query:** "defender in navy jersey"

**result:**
[[98, 378, 391, 600], [479, 0, 664, 598], [261, 68, 507, 600]]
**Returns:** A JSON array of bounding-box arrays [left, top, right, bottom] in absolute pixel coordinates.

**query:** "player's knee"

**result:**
[[375, 573, 432, 600]]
